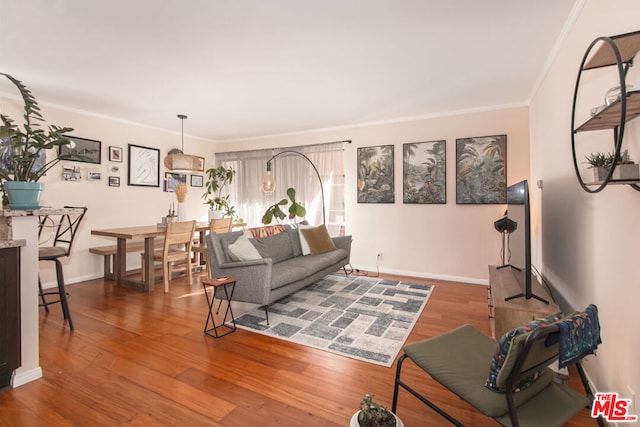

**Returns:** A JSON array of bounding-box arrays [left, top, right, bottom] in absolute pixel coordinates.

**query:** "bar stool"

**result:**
[[38, 206, 88, 330]]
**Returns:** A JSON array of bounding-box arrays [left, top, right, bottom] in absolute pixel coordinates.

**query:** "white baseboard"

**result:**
[[349, 265, 489, 286], [11, 366, 43, 388]]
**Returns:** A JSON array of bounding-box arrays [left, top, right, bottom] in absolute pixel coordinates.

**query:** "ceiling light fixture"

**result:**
[[163, 114, 204, 172]]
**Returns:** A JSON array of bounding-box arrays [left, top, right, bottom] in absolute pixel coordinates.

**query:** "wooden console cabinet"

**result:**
[[488, 265, 560, 338], [0, 246, 21, 389]]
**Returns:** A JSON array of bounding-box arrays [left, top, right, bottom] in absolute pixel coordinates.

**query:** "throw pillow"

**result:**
[[226, 233, 262, 262], [297, 223, 313, 255], [485, 311, 563, 392], [300, 224, 337, 255]]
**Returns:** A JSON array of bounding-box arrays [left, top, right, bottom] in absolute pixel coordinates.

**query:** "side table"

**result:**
[[202, 276, 237, 339]]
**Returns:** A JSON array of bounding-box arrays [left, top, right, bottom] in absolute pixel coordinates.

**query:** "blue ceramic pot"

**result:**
[[3, 181, 44, 210]]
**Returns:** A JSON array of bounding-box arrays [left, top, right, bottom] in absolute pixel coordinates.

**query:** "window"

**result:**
[[215, 142, 345, 234]]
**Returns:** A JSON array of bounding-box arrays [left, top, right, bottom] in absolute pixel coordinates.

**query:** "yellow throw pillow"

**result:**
[[300, 224, 337, 255]]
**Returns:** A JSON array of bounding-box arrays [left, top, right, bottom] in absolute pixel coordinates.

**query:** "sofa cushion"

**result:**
[[297, 223, 313, 255], [227, 233, 262, 261], [300, 224, 336, 255], [251, 231, 295, 264]]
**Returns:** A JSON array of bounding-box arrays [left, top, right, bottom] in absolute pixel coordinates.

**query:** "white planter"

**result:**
[[208, 209, 224, 221], [349, 411, 404, 427], [177, 203, 186, 222], [612, 163, 640, 180]]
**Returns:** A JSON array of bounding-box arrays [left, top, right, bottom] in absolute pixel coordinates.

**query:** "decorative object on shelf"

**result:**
[[109, 145, 123, 162], [350, 394, 403, 427], [60, 136, 101, 164], [585, 149, 639, 182], [261, 149, 327, 223], [175, 182, 187, 222], [202, 165, 237, 220], [571, 30, 640, 193], [456, 135, 507, 204], [357, 145, 394, 204], [402, 140, 446, 204], [0, 73, 91, 209], [128, 143, 160, 187], [163, 114, 204, 172], [261, 187, 306, 224]]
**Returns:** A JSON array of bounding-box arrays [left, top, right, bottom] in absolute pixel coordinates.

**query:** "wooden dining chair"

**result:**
[[148, 220, 196, 293], [192, 218, 233, 278]]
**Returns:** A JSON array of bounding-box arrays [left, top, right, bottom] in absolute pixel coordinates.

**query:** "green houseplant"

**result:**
[[261, 187, 306, 225], [202, 165, 237, 220], [350, 394, 401, 427], [0, 73, 85, 209], [585, 149, 638, 181]]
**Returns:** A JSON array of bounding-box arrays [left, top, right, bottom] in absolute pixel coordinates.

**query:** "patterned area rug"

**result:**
[[234, 273, 434, 367]]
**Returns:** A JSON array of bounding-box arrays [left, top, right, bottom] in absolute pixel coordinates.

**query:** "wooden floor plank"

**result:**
[[0, 272, 597, 426]]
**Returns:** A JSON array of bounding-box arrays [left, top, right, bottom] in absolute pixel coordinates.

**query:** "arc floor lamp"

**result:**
[[261, 150, 326, 224]]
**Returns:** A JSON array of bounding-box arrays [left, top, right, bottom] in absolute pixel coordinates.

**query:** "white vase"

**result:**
[[177, 202, 186, 222], [208, 209, 224, 221]]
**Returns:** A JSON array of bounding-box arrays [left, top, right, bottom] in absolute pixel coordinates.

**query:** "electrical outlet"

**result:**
[[377, 253, 382, 260]]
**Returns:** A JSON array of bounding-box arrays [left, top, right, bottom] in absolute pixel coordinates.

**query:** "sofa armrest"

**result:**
[[332, 235, 352, 252], [213, 258, 273, 305]]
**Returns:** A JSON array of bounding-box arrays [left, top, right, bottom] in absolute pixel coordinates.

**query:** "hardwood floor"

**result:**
[[0, 271, 598, 426]]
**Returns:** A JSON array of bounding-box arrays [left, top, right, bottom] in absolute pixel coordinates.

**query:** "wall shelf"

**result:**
[[571, 30, 640, 193]]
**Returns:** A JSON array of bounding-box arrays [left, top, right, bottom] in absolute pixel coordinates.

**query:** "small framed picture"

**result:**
[[109, 176, 120, 187], [190, 174, 204, 187], [109, 146, 123, 162], [88, 172, 102, 181]]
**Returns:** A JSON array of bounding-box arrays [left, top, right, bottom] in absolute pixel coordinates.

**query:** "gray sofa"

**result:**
[[205, 225, 352, 320]]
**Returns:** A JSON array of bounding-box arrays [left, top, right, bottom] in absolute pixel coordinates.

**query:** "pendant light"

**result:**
[[163, 114, 204, 172]]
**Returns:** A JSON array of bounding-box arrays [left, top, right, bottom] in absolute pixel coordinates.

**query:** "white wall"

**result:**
[[530, 0, 640, 404], [0, 95, 217, 285], [216, 106, 530, 284]]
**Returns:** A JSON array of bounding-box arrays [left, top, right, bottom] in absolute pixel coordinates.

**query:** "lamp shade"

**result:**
[[164, 151, 204, 171]]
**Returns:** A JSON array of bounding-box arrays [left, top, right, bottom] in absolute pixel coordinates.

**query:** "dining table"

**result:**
[[91, 222, 211, 292]]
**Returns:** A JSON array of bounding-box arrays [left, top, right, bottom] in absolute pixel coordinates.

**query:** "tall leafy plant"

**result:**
[[202, 165, 237, 218], [0, 73, 83, 182]]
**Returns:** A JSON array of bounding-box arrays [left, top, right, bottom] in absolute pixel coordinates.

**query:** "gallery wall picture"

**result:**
[[164, 172, 187, 192], [108, 176, 120, 187], [455, 134, 507, 204], [109, 146, 123, 162], [190, 174, 204, 187], [357, 145, 394, 203], [59, 135, 101, 164], [403, 140, 446, 204], [128, 144, 160, 187]]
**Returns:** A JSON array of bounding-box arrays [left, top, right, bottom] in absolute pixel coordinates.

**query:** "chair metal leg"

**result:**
[[54, 259, 74, 330], [392, 353, 464, 426], [38, 277, 49, 313]]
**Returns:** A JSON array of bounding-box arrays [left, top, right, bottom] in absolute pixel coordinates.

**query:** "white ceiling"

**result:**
[[0, 0, 579, 142]]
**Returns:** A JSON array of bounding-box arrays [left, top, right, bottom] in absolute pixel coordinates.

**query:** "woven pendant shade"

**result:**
[[163, 114, 204, 172]]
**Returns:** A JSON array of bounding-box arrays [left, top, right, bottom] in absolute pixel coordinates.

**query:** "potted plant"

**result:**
[[350, 394, 403, 427], [0, 73, 86, 209], [202, 165, 237, 220], [261, 187, 306, 225], [585, 149, 639, 181]]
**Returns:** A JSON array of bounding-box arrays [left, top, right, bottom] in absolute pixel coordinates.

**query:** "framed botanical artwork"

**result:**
[[108, 176, 120, 187], [127, 144, 160, 187], [190, 174, 204, 187], [109, 146, 123, 162], [59, 136, 101, 164], [403, 140, 446, 204], [357, 145, 394, 203], [456, 134, 507, 204], [164, 172, 187, 192]]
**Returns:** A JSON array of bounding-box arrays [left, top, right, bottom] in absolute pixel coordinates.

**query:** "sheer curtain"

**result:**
[[215, 141, 345, 233]]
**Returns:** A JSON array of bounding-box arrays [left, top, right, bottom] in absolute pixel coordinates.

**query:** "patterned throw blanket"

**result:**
[[557, 304, 602, 368]]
